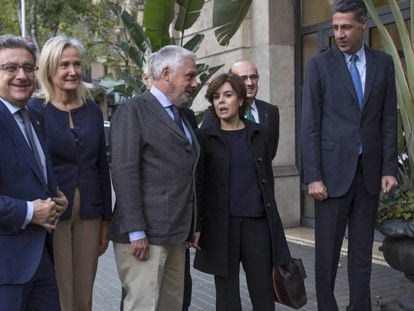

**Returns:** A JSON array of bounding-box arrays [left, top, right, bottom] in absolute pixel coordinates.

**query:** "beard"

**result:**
[[168, 81, 192, 107]]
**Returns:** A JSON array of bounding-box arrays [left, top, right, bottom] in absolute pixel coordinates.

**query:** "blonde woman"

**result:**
[[29, 36, 112, 311]]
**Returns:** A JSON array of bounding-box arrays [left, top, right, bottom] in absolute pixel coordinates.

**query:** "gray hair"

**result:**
[[142, 52, 156, 77], [37, 35, 88, 105], [150, 45, 196, 81], [332, 0, 367, 23], [0, 34, 37, 63]]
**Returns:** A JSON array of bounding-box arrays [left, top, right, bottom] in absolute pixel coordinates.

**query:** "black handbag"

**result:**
[[273, 258, 307, 309]]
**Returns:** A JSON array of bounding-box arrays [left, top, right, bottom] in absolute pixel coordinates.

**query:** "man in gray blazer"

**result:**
[[301, 1, 398, 310], [201, 60, 280, 159], [108, 45, 200, 311]]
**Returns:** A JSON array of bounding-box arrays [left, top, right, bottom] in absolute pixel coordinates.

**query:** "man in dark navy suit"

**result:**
[[301, 1, 398, 310], [0, 34, 67, 310]]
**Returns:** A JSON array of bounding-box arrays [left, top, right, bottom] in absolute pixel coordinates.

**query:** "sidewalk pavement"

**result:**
[[93, 229, 414, 310]]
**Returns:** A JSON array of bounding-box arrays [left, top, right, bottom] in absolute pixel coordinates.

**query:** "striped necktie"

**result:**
[[18, 108, 45, 181]]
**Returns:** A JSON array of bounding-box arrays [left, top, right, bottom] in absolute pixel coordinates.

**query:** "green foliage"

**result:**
[[175, 0, 204, 45], [378, 167, 414, 225], [364, 0, 414, 225], [183, 34, 204, 52], [0, 0, 20, 35], [143, 0, 175, 51], [364, 0, 414, 187], [213, 0, 252, 46], [109, 2, 151, 54], [99, 0, 252, 103]]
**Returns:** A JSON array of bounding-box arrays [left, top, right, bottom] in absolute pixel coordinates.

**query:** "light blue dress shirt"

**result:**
[[344, 45, 366, 94]]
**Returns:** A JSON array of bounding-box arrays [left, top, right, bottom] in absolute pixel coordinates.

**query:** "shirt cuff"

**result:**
[[128, 231, 146, 242], [22, 201, 34, 228]]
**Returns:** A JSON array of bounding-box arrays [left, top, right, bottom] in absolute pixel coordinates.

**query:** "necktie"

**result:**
[[18, 108, 45, 180], [170, 105, 185, 133], [245, 106, 256, 122], [350, 54, 364, 110]]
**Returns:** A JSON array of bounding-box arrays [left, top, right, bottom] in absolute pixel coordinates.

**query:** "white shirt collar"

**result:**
[[250, 99, 258, 112], [344, 45, 366, 64], [150, 85, 173, 108], [0, 97, 22, 115]]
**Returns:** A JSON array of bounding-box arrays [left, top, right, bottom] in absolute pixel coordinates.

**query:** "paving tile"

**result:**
[[92, 241, 414, 310]]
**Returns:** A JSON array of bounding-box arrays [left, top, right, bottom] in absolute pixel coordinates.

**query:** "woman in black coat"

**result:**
[[194, 73, 291, 311]]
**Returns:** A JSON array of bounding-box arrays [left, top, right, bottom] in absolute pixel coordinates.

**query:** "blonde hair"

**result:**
[[37, 35, 89, 105]]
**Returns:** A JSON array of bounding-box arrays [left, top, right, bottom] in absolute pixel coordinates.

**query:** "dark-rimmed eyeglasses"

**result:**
[[239, 74, 259, 82], [0, 63, 38, 75]]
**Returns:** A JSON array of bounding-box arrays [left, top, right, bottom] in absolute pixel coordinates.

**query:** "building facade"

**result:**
[[186, 0, 410, 228]]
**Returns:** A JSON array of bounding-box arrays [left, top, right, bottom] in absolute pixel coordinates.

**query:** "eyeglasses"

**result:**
[[239, 74, 259, 82], [0, 63, 38, 75]]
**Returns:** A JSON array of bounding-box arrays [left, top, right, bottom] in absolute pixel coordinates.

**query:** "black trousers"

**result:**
[[214, 216, 275, 311], [315, 158, 379, 311]]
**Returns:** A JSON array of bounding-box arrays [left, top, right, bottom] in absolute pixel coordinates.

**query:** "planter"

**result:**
[[382, 236, 414, 280], [379, 220, 414, 310]]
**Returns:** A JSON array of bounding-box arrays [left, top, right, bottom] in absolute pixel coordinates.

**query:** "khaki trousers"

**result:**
[[53, 188, 103, 311], [114, 242, 185, 311]]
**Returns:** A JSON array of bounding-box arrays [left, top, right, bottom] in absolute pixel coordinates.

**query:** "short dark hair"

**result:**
[[205, 73, 248, 118], [0, 34, 37, 63], [332, 0, 367, 23]]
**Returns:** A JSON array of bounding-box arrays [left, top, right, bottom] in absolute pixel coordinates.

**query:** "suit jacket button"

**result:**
[[262, 179, 267, 184], [266, 203, 271, 208], [257, 157, 263, 162]]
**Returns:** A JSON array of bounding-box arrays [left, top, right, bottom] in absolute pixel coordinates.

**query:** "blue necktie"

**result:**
[[349, 54, 364, 110], [170, 105, 185, 133], [18, 108, 46, 182]]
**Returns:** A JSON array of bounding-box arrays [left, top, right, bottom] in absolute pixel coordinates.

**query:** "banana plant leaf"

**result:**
[[143, 0, 175, 51], [117, 41, 144, 68], [192, 63, 224, 98], [183, 34, 205, 52], [175, 0, 205, 32], [213, 0, 252, 46], [363, 0, 414, 185], [118, 71, 145, 95], [109, 2, 151, 53], [99, 75, 136, 97], [388, 0, 414, 96]]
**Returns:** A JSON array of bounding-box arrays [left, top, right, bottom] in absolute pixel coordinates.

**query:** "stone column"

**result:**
[[250, 0, 300, 227]]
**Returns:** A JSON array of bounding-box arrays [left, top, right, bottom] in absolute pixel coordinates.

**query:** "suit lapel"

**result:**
[[0, 101, 46, 185], [363, 47, 377, 110], [29, 107, 56, 189], [143, 92, 190, 141], [331, 46, 360, 110], [256, 100, 268, 128], [182, 115, 200, 154]]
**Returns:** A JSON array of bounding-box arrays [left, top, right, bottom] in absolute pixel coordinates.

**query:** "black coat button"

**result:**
[[257, 157, 263, 162]]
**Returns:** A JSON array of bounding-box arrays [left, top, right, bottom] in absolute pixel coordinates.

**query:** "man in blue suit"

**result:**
[[0, 34, 67, 310], [302, 0, 397, 311], [301, 1, 398, 310]]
